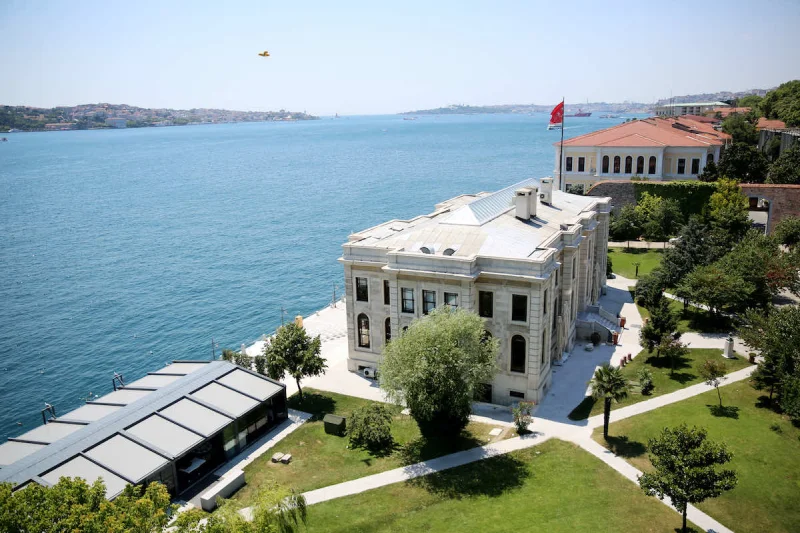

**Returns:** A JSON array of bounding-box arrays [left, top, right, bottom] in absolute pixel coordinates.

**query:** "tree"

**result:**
[[760, 80, 800, 127], [173, 482, 307, 533], [698, 160, 719, 182], [738, 306, 800, 407], [721, 113, 758, 145], [660, 217, 712, 287], [0, 478, 175, 533], [658, 336, 690, 376], [380, 307, 498, 439], [736, 94, 764, 111], [700, 358, 728, 406], [717, 144, 769, 183], [512, 401, 535, 434], [780, 376, 800, 422], [635, 267, 667, 310], [638, 366, 654, 395], [348, 403, 394, 452], [609, 204, 642, 245], [676, 264, 754, 316], [639, 424, 737, 533], [766, 142, 800, 184], [773, 215, 800, 250], [590, 364, 629, 439], [263, 322, 325, 402], [707, 178, 751, 246], [639, 297, 678, 354], [222, 348, 252, 369]]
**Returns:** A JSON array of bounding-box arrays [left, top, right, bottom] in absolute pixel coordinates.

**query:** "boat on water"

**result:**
[[599, 114, 620, 119], [1, 137, 7, 142], [547, 122, 561, 130], [403, 117, 417, 121], [7, 128, 21, 133], [567, 109, 591, 117]]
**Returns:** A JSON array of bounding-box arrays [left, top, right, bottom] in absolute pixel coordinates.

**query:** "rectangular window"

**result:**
[[543, 289, 548, 315], [677, 158, 686, 175], [355, 277, 369, 302], [572, 257, 577, 279], [541, 334, 547, 366], [509, 390, 525, 399], [691, 158, 700, 174], [511, 294, 527, 322], [478, 291, 493, 318], [565, 157, 573, 172], [422, 290, 436, 315], [383, 280, 390, 305], [444, 292, 458, 308], [578, 157, 585, 172], [401, 288, 414, 313]]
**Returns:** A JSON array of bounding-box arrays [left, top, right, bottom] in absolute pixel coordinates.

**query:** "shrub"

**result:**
[[590, 331, 602, 346], [638, 367, 654, 395], [348, 404, 394, 452], [512, 401, 535, 434], [770, 423, 782, 433]]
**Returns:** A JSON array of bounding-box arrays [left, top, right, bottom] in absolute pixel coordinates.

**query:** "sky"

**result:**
[[1, 0, 798, 116]]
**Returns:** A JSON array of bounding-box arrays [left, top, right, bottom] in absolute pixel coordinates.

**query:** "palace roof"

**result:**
[[556, 117, 731, 149]]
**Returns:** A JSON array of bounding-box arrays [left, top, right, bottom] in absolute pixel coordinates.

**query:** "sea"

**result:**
[[0, 112, 640, 440]]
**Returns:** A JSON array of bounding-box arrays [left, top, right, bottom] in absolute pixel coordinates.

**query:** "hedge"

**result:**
[[632, 181, 717, 219]]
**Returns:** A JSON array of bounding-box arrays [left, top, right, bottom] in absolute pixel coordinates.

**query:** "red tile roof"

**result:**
[[683, 114, 719, 124], [557, 117, 731, 149], [711, 107, 751, 117], [756, 117, 787, 130]]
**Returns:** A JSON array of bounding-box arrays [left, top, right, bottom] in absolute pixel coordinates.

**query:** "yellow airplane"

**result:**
[[258, 51, 270, 57]]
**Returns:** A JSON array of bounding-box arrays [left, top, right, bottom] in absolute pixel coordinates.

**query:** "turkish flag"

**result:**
[[550, 101, 564, 125]]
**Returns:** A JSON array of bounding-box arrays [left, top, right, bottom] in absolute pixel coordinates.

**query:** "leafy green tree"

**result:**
[[698, 160, 719, 182], [738, 306, 800, 407], [512, 401, 535, 435], [263, 323, 325, 402], [760, 80, 800, 127], [0, 478, 175, 533], [380, 307, 498, 439], [707, 178, 751, 247], [717, 144, 769, 183], [222, 348, 252, 369], [736, 94, 764, 111], [721, 113, 758, 145], [638, 366, 654, 395], [348, 403, 394, 452], [635, 268, 666, 310], [590, 363, 630, 439], [640, 297, 678, 354], [766, 142, 800, 184], [173, 482, 307, 533], [659, 336, 689, 376], [609, 204, 642, 245], [660, 217, 712, 287], [676, 264, 754, 316], [700, 358, 728, 406], [639, 424, 737, 533], [780, 376, 800, 422], [773, 215, 800, 250]]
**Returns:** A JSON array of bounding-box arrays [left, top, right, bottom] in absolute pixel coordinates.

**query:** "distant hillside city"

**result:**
[[0, 103, 318, 132], [401, 88, 773, 116]]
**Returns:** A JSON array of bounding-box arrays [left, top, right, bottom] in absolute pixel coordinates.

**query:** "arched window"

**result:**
[[385, 317, 391, 344], [357, 313, 370, 348], [648, 156, 657, 174], [624, 156, 632, 174], [636, 156, 644, 174], [510, 335, 526, 373], [613, 156, 621, 174], [706, 153, 714, 165], [602, 155, 609, 174]]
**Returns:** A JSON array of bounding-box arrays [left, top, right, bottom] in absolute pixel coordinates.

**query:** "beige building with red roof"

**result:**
[[554, 117, 732, 192]]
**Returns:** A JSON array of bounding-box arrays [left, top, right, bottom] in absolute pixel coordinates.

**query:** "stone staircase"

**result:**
[[576, 305, 621, 341]]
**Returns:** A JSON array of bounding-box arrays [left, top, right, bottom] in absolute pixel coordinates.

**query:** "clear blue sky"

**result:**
[[1, 0, 798, 115]]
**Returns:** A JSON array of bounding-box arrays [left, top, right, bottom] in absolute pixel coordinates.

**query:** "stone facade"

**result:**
[[340, 179, 611, 406]]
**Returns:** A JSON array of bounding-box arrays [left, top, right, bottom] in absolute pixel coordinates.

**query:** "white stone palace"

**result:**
[[340, 178, 611, 405]]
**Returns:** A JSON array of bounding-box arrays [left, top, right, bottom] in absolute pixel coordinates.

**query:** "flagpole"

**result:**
[[560, 97, 566, 192]]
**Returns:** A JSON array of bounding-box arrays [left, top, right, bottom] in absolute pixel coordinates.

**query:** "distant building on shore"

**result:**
[[654, 101, 729, 117], [105, 117, 127, 128], [340, 178, 612, 405], [44, 123, 74, 131], [553, 117, 732, 193]]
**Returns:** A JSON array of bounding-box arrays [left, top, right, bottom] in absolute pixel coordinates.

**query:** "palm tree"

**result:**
[[591, 363, 630, 439]]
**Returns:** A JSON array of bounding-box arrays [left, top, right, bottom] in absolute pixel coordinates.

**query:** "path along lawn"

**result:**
[[569, 348, 751, 420], [608, 248, 663, 279], [232, 388, 511, 507], [592, 381, 800, 533], [303, 439, 700, 533], [633, 292, 734, 335]]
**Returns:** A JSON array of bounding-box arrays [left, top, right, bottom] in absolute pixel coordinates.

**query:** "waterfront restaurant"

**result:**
[[0, 360, 287, 498]]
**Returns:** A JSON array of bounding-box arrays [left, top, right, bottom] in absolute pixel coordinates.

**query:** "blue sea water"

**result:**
[[0, 113, 634, 440]]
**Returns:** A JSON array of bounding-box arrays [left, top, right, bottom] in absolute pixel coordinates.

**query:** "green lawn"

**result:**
[[592, 381, 800, 533], [635, 296, 733, 335], [304, 439, 698, 533], [568, 349, 751, 420], [608, 248, 663, 279], [232, 389, 511, 506]]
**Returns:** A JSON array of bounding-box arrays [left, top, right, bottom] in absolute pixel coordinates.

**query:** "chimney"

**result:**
[[514, 188, 531, 220], [539, 178, 553, 205], [528, 186, 539, 218]]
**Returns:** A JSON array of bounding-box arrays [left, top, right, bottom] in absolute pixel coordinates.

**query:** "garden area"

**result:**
[[232, 388, 511, 507], [303, 439, 701, 533], [568, 348, 751, 420], [633, 292, 734, 334], [592, 381, 800, 533], [607, 248, 663, 279]]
